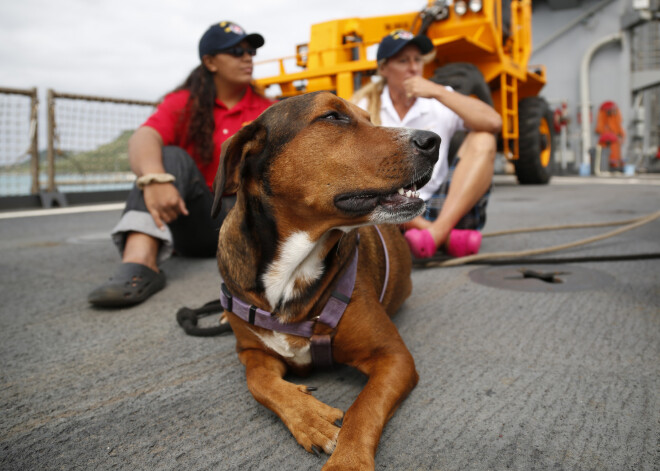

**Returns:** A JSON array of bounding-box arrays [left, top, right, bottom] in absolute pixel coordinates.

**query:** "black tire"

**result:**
[[431, 63, 493, 163], [430, 62, 494, 106], [515, 96, 555, 184]]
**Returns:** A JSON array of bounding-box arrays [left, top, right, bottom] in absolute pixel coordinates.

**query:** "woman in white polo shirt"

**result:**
[[353, 30, 502, 259]]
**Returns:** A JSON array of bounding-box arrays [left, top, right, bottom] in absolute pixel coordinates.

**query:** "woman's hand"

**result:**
[[143, 183, 189, 230], [403, 76, 439, 99]]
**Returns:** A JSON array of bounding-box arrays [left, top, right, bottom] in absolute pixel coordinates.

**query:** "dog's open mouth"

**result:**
[[334, 172, 430, 216]]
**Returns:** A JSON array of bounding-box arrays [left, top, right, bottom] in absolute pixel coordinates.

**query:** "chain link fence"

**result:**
[[1, 88, 159, 198], [0, 87, 38, 196]]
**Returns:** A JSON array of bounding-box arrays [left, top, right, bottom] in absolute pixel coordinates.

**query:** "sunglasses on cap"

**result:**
[[216, 46, 257, 57]]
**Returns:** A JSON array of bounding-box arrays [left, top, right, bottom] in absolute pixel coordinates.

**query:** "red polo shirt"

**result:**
[[143, 86, 273, 190]]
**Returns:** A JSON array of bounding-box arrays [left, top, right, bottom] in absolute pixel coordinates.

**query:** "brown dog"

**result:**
[[211, 91, 439, 470]]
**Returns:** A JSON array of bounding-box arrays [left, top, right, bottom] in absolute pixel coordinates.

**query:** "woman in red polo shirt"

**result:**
[[89, 21, 273, 307]]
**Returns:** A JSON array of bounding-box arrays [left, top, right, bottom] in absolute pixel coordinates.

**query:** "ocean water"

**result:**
[[0, 173, 134, 196]]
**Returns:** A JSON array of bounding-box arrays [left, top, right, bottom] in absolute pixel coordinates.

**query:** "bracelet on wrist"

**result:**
[[136, 173, 176, 190]]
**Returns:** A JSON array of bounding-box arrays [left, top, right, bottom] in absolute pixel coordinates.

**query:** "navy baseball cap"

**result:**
[[376, 29, 433, 61], [198, 21, 265, 59]]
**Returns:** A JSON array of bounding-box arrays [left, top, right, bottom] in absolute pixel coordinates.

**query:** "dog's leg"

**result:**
[[323, 318, 419, 470], [239, 349, 344, 455]]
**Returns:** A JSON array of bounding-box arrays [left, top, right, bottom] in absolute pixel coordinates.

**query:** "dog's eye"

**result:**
[[319, 111, 349, 123]]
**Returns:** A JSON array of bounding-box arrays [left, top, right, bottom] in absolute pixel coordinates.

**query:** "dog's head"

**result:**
[[212, 91, 439, 237]]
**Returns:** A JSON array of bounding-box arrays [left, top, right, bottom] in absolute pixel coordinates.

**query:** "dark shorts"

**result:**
[[422, 157, 491, 231]]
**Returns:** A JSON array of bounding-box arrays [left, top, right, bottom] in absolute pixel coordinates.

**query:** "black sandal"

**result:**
[[88, 263, 166, 307]]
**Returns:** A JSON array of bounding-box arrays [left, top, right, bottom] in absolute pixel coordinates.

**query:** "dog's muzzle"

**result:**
[[334, 129, 440, 218]]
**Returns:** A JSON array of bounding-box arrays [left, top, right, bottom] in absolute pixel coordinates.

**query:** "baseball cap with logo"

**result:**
[[376, 29, 433, 61], [198, 21, 265, 59]]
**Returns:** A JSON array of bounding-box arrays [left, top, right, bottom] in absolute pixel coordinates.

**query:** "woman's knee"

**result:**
[[161, 146, 198, 178], [461, 132, 496, 162]]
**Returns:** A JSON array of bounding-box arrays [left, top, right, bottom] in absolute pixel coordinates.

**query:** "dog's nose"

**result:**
[[412, 130, 440, 160]]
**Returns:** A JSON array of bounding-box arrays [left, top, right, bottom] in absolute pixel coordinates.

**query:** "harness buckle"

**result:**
[[331, 290, 351, 304]]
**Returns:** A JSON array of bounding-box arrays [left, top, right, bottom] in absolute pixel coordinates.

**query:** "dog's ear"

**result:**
[[211, 121, 267, 218]]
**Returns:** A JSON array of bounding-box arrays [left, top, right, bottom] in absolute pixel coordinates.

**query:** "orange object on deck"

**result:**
[[595, 101, 625, 169]]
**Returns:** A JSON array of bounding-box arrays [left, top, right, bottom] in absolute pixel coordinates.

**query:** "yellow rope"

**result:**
[[423, 210, 660, 268]]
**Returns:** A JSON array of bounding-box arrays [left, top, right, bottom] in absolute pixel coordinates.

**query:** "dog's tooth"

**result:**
[[398, 188, 405, 195], [406, 190, 413, 198]]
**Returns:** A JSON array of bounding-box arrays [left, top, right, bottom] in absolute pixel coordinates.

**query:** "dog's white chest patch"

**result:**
[[252, 330, 311, 366], [262, 231, 326, 308]]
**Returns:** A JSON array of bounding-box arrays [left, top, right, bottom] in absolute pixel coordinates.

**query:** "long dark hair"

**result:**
[[173, 65, 216, 165]]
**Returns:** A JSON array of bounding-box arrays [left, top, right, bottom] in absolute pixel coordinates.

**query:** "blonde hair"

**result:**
[[351, 59, 387, 125]]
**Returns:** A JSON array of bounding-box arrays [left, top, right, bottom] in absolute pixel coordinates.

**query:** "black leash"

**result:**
[[176, 299, 233, 337], [414, 251, 660, 268]]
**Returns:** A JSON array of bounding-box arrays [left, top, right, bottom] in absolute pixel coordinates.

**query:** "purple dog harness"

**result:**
[[219, 226, 390, 369]]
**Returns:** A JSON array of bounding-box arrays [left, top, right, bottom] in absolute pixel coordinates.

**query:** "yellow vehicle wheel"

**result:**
[[516, 97, 555, 184]]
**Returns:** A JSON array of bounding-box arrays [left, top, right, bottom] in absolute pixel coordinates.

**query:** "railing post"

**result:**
[[46, 88, 56, 193], [29, 87, 39, 194], [41, 88, 68, 207]]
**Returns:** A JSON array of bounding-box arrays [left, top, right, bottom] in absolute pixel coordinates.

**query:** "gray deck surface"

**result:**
[[1, 175, 659, 471]]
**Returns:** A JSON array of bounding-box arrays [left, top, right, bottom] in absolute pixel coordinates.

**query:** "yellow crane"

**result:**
[[255, 0, 555, 184]]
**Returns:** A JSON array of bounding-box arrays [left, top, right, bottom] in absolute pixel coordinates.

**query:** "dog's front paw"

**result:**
[[282, 385, 344, 456], [322, 451, 374, 471]]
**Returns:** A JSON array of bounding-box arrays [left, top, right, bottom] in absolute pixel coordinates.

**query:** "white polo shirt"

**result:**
[[357, 84, 466, 201]]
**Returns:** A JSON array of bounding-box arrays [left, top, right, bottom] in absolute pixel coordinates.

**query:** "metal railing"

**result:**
[[45, 89, 158, 194], [0, 87, 39, 196]]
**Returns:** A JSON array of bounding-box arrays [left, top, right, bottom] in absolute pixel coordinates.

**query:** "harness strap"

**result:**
[[220, 283, 316, 338], [311, 226, 388, 368], [374, 225, 389, 303], [310, 244, 359, 368], [220, 225, 390, 369]]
